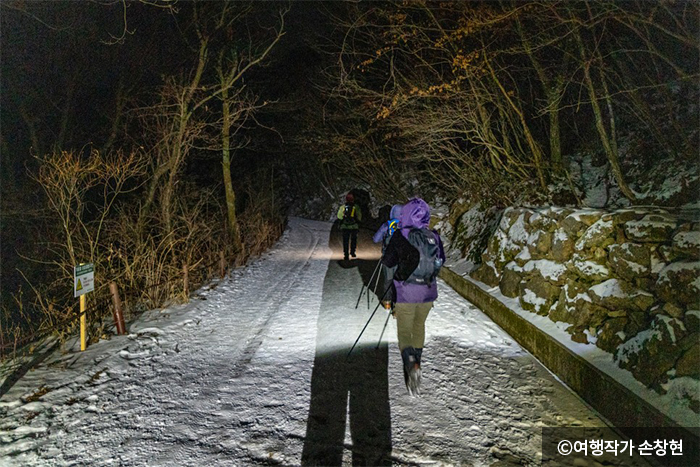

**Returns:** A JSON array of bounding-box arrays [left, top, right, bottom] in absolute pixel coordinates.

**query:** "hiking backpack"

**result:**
[[405, 228, 443, 286], [343, 204, 357, 225], [382, 218, 399, 248], [387, 219, 398, 237]]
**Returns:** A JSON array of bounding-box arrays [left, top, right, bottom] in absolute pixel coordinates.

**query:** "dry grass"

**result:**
[[1, 165, 285, 361]]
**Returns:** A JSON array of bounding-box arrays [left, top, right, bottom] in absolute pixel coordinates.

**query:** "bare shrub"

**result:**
[[237, 171, 286, 264]]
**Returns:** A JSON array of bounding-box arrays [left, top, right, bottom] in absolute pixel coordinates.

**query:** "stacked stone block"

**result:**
[[471, 206, 700, 410]]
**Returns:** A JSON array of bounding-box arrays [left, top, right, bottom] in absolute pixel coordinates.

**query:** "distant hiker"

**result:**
[[381, 198, 444, 395], [337, 192, 362, 261], [372, 204, 403, 309]]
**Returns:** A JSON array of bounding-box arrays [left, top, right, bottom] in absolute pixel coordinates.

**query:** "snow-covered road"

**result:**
[[0, 218, 608, 466]]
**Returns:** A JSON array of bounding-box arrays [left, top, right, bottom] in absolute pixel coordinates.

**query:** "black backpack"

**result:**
[[405, 228, 442, 286], [343, 204, 357, 225]]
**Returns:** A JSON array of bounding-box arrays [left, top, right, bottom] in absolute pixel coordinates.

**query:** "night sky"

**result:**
[[1, 1, 326, 169]]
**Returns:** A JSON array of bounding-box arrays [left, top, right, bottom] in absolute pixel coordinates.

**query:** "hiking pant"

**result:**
[[342, 229, 358, 256], [394, 302, 432, 352]]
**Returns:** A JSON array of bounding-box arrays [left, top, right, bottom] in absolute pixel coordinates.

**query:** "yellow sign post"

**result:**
[[80, 294, 87, 351], [74, 263, 94, 352]]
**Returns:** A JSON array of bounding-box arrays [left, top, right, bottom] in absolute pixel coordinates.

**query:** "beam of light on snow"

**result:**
[[275, 250, 382, 262]]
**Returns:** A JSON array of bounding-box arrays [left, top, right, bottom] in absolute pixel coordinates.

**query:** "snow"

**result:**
[[498, 207, 514, 232], [662, 377, 700, 407], [485, 260, 500, 278], [588, 279, 651, 299], [554, 228, 568, 242], [673, 231, 700, 250], [657, 166, 700, 201], [514, 248, 531, 263], [658, 261, 700, 289], [0, 218, 610, 466], [505, 261, 523, 273], [443, 256, 477, 277], [457, 205, 486, 240], [574, 218, 612, 250], [617, 256, 647, 274], [465, 277, 700, 428], [522, 260, 567, 283], [576, 155, 610, 208], [583, 329, 597, 345], [588, 279, 622, 298], [656, 315, 686, 344], [508, 213, 529, 244], [521, 289, 547, 313], [561, 284, 591, 305], [526, 231, 540, 247], [495, 230, 520, 265], [625, 218, 676, 238], [572, 257, 609, 277], [651, 253, 666, 274], [569, 208, 604, 222]]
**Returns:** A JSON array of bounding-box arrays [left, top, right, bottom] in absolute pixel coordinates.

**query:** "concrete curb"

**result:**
[[439, 266, 699, 440]]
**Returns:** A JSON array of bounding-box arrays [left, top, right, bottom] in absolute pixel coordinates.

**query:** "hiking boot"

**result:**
[[401, 347, 421, 395], [344, 254, 349, 261], [350, 252, 357, 258], [408, 363, 421, 396], [401, 347, 416, 374]]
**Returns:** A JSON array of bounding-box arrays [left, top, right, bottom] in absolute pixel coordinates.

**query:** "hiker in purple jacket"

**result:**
[[372, 204, 403, 309], [381, 198, 445, 395]]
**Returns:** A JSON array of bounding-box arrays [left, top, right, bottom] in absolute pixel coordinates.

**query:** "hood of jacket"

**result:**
[[390, 204, 403, 220], [399, 198, 430, 230]]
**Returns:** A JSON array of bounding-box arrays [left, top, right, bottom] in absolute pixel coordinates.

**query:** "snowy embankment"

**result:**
[[462, 275, 700, 429], [459, 205, 700, 426], [1, 218, 607, 466]]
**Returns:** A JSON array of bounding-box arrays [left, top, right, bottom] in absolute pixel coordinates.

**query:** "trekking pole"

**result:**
[[369, 259, 383, 309], [355, 257, 382, 309], [376, 307, 393, 350], [347, 285, 392, 360]]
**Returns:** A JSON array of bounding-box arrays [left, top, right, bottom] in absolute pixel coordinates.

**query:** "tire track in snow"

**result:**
[[0, 218, 332, 466], [228, 222, 321, 379]]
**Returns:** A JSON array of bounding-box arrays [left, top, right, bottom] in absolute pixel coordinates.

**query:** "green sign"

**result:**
[[74, 263, 94, 297]]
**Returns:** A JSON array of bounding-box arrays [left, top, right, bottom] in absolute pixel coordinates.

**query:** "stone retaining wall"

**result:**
[[470, 206, 699, 413]]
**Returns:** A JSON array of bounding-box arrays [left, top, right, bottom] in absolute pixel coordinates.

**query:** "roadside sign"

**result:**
[[74, 263, 94, 297]]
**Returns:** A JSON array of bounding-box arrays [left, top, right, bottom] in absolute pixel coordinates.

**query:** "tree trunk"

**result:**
[[19, 103, 41, 156], [221, 86, 242, 255], [101, 78, 128, 155], [548, 86, 562, 171], [518, 17, 564, 173], [484, 55, 548, 190], [575, 29, 636, 201]]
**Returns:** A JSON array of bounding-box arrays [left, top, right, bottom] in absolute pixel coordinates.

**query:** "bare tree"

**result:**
[[322, 0, 698, 206], [31, 149, 146, 304], [214, 4, 287, 255]]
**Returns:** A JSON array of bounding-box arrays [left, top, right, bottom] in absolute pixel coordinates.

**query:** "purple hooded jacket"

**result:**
[[372, 204, 403, 244], [386, 198, 445, 303]]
